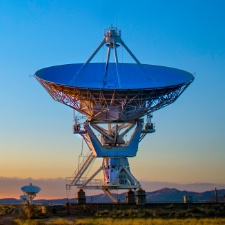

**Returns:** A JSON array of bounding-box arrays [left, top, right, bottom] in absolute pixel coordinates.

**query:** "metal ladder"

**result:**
[[69, 151, 96, 186]]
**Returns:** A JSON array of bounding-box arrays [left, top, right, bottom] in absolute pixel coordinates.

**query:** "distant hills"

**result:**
[[1, 177, 225, 199], [146, 188, 225, 203], [1, 188, 225, 204]]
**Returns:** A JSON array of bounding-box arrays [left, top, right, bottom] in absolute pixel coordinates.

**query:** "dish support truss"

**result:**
[[66, 115, 155, 203], [36, 78, 191, 122], [35, 26, 193, 122]]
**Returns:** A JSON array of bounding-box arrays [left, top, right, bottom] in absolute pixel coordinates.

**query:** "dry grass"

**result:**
[[14, 218, 73, 225], [13, 219, 45, 225], [75, 219, 225, 225], [12, 218, 225, 225], [75, 218, 225, 225]]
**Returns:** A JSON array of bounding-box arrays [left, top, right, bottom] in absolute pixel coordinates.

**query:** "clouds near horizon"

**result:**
[[1, 177, 225, 199]]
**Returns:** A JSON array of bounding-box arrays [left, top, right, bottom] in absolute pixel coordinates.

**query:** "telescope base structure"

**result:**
[[66, 119, 152, 204], [76, 189, 86, 204], [126, 189, 135, 204]]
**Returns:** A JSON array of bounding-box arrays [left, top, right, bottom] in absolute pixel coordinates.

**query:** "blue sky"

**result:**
[[0, 0, 225, 197]]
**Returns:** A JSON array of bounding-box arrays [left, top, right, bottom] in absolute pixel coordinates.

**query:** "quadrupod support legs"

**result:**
[[69, 118, 151, 204]]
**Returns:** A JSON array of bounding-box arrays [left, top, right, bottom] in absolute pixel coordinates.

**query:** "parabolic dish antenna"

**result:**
[[20, 194, 27, 203], [35, 28, 194, 122], [21, 183, 41, 195], [35, 27, 194, 204], [21, 183, 41, 204]]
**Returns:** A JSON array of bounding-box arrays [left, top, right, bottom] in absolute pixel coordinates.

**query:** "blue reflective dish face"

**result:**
[[21, 185, 41, 194], [35, 63, 194, 89]]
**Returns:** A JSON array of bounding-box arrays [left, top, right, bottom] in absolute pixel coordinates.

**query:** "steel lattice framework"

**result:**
[[36, 77, 191, 122], [35, 27, 194, 203]]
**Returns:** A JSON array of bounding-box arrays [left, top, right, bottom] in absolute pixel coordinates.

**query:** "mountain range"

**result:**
[[1, 188, 225, 204]]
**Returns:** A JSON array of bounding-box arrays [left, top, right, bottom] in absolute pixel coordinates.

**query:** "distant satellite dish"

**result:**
[[21, 183, 41, 195], [21, 183, 41, 204], [20, 194, 27, 203]]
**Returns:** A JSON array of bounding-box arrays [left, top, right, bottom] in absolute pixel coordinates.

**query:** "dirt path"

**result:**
[[0, 205, 22, 225], [0, 215, 15, 225]]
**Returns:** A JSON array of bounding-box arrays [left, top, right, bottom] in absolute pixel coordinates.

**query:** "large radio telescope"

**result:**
[[35, 27, 194, 203]]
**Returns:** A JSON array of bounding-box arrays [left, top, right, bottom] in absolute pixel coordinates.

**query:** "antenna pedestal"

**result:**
[[67, 119, 149, 201], [84, 120, 144, 191], [102, 157, 140, 188]]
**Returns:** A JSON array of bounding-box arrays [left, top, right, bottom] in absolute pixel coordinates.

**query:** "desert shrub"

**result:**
[[14, 219, 46, 225], [174, 210, 187, 218], [127, 209, 139, 217], [156, 210, 169, 218], [168, 211, 176, 217], [166, 204, 175, 209], [204, 209, 216, 217], [0, 205, 16, 215], [190, 206, 201, 213], [95, 209, 110, 217], [47, 219, 73, 225], [77, 205, 92, 213]]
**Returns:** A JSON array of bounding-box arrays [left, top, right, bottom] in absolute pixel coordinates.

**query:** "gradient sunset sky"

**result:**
[[0, 0, 225, 198]]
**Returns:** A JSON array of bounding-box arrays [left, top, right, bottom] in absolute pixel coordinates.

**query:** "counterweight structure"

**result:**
[[35, 27, 194, 203]]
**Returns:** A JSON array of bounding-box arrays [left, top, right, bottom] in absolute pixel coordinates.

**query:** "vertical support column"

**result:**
[[76, 189, 86, 204], [126, 189, 135, 204], [135, 188, 146, 205]]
